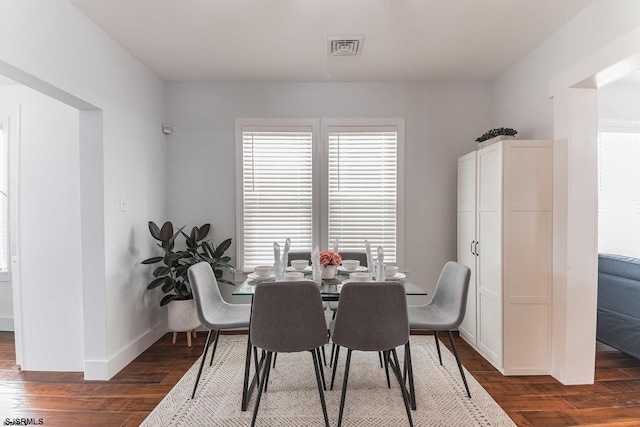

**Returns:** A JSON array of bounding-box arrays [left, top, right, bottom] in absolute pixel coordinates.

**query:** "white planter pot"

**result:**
[[322, 265, 337, 279], [167, 299, 201, 332]]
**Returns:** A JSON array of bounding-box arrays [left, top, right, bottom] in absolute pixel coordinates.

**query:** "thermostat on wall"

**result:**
[[162, 124, 172, 135]]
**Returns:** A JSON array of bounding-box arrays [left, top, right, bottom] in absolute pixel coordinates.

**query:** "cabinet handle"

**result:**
[[475, 241, 479, 256], [471, 240, 475, 255]]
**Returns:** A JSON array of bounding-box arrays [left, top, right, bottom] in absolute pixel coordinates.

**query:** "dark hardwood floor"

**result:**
[[1, 330, 640, 426]]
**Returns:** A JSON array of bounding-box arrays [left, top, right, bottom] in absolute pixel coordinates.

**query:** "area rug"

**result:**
[[141, 336, 515, 426]]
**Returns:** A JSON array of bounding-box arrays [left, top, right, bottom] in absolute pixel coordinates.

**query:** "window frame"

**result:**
[[234, 117, 405, 276], [0, 116, 10, 281], [235, 118, 320, 274], [321, 118, 405, 270]]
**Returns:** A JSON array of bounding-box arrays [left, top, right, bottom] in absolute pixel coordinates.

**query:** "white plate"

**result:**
[[390, 272, 406, 280], [337, 266, 368, 273], [248, 272, 274, 280], [342, 273, 406, 282], [286, 266, 312, 273]]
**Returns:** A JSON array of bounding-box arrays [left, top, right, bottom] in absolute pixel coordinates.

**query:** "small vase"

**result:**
[[322, 265, 337, 279]]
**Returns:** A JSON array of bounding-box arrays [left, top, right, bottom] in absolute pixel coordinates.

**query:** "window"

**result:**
[[236, 118, 404, 271], [0, 117, 8, 273], [325, 123, 400, 262], [598, 130, 640, 258]]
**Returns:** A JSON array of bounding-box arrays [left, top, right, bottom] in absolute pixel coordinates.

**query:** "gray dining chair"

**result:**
[[408, 261, 472, 399], [330, 281, 413, 427], [249, 280, 330, 427], [187, 262, 252, 399], [327, 251, 383, 367]]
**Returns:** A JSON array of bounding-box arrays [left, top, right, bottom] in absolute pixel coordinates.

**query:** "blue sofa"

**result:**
[[597, 253, 640, 359]]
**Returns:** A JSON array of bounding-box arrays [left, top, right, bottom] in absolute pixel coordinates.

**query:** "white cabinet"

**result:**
[[457, 140, 553, 375]]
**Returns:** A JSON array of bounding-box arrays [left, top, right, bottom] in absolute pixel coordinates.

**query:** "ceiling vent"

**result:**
[[328, 35, 364, 57]]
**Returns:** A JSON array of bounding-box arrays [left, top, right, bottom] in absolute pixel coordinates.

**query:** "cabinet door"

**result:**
[[457, 151, 477, 344], [476, 143, 503, 368]]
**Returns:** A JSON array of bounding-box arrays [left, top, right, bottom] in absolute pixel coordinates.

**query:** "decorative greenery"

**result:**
[[476, 127, 518, 143], [142, 221, 235, 306]]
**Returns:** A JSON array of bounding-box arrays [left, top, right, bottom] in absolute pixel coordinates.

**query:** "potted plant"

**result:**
[[142, 221, 235, 345], [475, 127, 518, 144], [320, 250, 342, 279]]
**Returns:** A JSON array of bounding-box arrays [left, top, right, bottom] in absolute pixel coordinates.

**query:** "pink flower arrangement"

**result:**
[[319, 251, 342, 266]]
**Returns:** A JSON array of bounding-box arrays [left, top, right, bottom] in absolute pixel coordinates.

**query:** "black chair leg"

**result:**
[[208, 330, 220, 366], [434, 331, 443, 366], [265, 352, 273, 392], [315, 348, 327, 391], [384, 351, 391, 389], [330, 345, 341, 390], [329, 343, 336, 368], [253, 346, 261, 385], [250, 351, 272, 427], [321, 345, 327, 367], [272, 352, 277, 368], [447, 331, 471, 398], [191, 329, 213, 399], [378, 351, 384, 368], [337, 349, 353, 427], [311, 348, 331, 427], [405, 342, 416, 410], [241, 335, 253, 411], [390, 349, 414, 427]]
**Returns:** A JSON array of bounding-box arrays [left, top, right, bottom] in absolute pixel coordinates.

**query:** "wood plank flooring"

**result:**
[[1, 330, 640, 426]]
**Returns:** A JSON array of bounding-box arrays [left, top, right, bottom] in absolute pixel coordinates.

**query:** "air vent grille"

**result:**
[[328, 35, 364, 56]]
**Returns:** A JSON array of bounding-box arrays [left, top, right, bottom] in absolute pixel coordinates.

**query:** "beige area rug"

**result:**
[[142, 336, 515, 426]]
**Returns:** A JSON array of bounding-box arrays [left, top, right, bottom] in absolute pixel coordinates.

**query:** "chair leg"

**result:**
[[330, 345, 341, 390], [321, 345, 327, 366], [315, 348, 326, 391], [378, 351, 384, 368], [405, 342, 416, 410], [447, 331, 471, 398], [253, 346, 261, 385], [390, 349, 414, 427], [434, 331, 443, 366], [191, 329, 213, 399], [311, 348, 331, 427], [265, 352, 273, 392], [241, 335, 253, 411], [337, 349, 353, 427], [208, 330, 220, 366], [272, 352, 277, 368], [329, 343, 336, 368], [250, 351, 272, 427], [384, 351, 391, 389]]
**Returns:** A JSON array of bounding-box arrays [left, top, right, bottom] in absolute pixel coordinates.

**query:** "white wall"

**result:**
[[492, 0, 640, 384], [165, 82, 492, 301], [493, 0, 640, 139], [0, 1, 167, 378]]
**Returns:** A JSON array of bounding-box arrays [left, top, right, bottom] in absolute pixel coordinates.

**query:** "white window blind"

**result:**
[[598, 131, 640, 258], [327, 130, 397, 262], [0, 120, 7, 272], [241, 129, 313, 269]]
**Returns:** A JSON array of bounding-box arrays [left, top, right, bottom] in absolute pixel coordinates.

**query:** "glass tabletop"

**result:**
[[232, 274, 427, 298]]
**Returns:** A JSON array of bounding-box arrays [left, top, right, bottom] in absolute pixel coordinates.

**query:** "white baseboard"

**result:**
[[84, 322, 167, 380], [0, 316, 14, 331]]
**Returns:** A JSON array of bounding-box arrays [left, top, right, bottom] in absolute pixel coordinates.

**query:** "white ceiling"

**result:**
[[70, 0, 594, 82]]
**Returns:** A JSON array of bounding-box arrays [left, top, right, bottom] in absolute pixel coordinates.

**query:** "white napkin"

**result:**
[[281, 238, 291, 278], [332, 238, 339, 253], [311, 246, 322, 284], [273, 242, 282, 280], [376, 246, 385, 282], [365, 240, 373, 274]]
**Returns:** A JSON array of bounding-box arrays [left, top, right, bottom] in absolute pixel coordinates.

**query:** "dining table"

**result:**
[[232, 269, 428, 411]]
